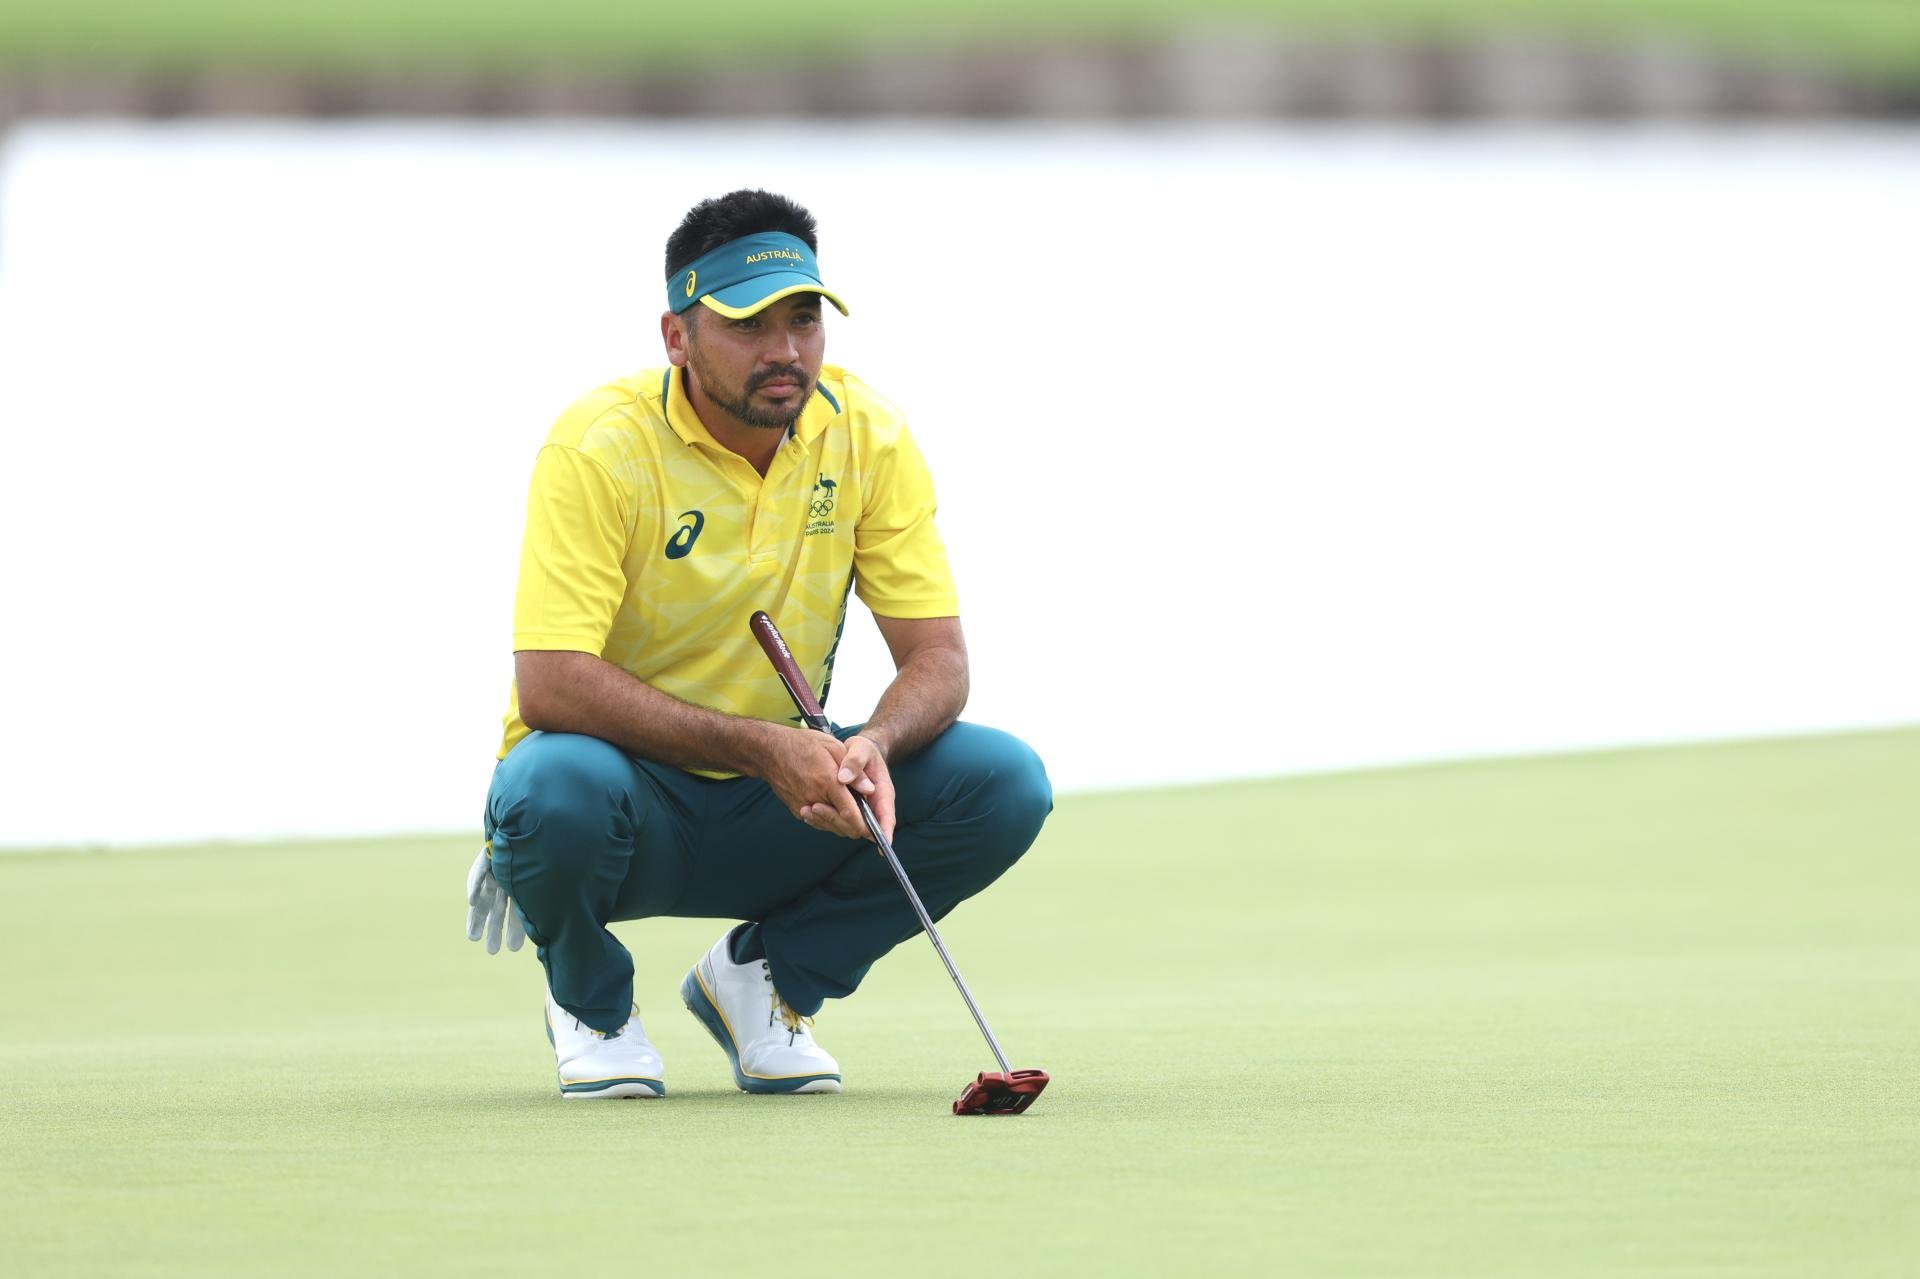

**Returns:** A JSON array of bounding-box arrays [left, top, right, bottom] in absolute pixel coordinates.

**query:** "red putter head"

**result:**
[[953, 1069, 1049, 1116]]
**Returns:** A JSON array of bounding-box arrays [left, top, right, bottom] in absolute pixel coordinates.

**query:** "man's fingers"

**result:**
[[837, 736, 882, 782], [861, 754, 896, 843], [822, 736, 891, 840], [869, 780, 897, 844], [799, 801, 863, 840], [842, 737, 895, 842], [505, 900, 527, 952], [826, 783, 868, 840]]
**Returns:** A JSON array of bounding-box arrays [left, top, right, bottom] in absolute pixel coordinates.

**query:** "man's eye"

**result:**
[[732, 319, 761, 332]]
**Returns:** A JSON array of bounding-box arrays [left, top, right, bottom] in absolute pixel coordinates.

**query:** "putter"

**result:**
[[749, 610, 1049, 1116]]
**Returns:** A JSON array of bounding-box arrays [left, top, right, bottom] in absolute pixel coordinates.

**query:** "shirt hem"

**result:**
[[511, 633, 605, 653], [856, 596, 962, 620]]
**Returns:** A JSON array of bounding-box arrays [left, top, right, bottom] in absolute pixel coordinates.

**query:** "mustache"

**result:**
[[748, 365, 808, 392]]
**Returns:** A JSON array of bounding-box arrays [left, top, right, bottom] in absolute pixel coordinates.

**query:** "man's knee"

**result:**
[[988, 734, 1053, 844], [489, 732, 639, 856], [934, 724, 1053, 849]]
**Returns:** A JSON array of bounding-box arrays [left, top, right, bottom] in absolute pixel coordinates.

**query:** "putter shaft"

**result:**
[[851, 791, 1014, 1076], [748, 608, 1017, 1078]]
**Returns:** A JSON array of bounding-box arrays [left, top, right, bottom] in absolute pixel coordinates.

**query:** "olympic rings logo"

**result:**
[[810, 498, 835, 517]]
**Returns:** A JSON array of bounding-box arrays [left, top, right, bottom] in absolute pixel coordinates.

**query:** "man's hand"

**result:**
[[465, 848, 526, 954], [758, 730, 895, 843], [833, 734, 896, 844]]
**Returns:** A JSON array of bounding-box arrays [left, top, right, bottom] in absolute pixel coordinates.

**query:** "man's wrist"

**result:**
[[856, 725, 893, 761], [729, 717, 790, 778]]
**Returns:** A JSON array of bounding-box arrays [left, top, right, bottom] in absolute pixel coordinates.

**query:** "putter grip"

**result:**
[[749, 610, 829, 725]]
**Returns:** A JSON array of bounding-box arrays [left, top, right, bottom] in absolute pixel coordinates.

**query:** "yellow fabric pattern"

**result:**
[[498, 363, 958, 774]]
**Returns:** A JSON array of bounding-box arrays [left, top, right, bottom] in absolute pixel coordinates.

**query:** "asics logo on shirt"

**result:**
[[665, 510, 705, 559]]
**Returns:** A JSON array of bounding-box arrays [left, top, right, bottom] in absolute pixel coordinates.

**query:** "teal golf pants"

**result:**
[[484, 722, 1052, 1033]]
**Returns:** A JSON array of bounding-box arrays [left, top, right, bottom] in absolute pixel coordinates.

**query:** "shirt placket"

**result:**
[[747, 440, 803, 572]]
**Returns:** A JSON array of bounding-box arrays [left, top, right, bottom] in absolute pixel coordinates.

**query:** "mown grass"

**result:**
[[2, 727, 1916, 1276]]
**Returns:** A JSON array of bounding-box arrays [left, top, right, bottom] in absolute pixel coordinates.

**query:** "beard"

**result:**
[[687, 343, 811, 429]]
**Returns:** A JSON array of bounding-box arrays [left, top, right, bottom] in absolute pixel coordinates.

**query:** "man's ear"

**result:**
[[662, 311, 691, 368]]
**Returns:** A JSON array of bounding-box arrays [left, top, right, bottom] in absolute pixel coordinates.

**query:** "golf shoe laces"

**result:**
[[760, 960, 815, 1045], [566, 1004, 640, 1041]]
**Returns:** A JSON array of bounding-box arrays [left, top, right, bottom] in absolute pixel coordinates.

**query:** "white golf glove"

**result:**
[[465, 847, 526, 954]]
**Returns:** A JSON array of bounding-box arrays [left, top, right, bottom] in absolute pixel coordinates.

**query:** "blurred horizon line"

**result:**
[[4, 33, 1918, 129]]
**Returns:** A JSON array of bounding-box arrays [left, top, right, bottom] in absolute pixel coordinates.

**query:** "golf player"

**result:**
[[464, 189, 1052, 1099]]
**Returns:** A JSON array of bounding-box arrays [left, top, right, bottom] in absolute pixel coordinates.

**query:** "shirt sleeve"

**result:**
[[853, 425, 960, 619], [511, 444, 633, 653]]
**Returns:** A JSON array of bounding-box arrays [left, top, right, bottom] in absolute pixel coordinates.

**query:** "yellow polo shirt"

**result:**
[[498, 363, 958, 773]]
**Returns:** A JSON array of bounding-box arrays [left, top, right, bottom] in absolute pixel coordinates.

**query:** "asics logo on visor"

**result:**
[[684, 271, 697, 298]]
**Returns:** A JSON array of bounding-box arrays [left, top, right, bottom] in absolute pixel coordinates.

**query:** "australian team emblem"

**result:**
[[807, 474, 837, 537]]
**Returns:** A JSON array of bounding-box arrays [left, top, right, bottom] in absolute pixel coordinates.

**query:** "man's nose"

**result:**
[[763, 328, 800, 363]]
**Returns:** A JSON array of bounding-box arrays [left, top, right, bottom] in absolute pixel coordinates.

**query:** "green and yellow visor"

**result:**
[[667, 232, 850, 319]]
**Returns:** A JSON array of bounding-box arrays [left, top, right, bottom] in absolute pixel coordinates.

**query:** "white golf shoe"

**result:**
[[545, 989, 665, 1100], [680, 933, 842, 1094]]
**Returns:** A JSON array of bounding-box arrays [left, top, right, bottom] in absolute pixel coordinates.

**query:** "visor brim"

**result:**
[[699, 273, 850, 320]]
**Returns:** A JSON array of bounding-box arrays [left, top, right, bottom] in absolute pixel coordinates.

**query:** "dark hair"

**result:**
[[665, 189, 819, 280]]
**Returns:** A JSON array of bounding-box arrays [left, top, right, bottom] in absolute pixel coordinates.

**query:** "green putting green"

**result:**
[[3, 727, 1916, 1275]]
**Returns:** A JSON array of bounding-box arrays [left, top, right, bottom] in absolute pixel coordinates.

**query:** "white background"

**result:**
[[1, 123, 1915, 847]]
